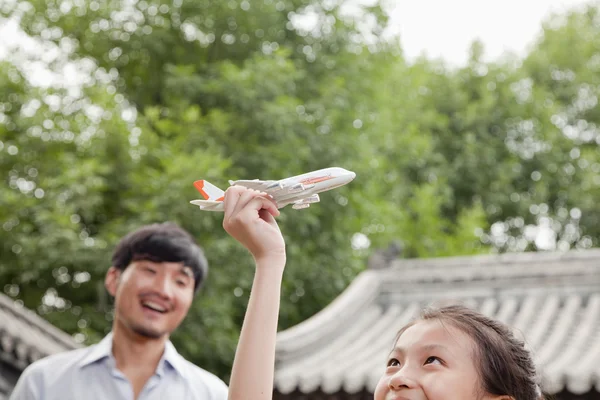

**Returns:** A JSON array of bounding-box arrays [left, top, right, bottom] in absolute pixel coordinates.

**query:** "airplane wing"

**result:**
[[232, 179, 316, 198], [230, 180, 281, 192], [189, 199, 224, 212], [190, 200, 221, 206]]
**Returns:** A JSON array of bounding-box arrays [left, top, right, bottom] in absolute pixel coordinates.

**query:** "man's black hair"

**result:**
[[111, 222, 208, 294]]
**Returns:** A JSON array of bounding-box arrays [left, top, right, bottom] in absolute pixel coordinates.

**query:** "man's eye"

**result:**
[[424, 356, 442, 365], [387, 358, 400, 367], [144, 267, 156, 274]]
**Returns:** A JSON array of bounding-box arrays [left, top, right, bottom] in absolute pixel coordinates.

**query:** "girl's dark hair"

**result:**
[[111, 222, 208, 294], [396, 304, 544, 400]]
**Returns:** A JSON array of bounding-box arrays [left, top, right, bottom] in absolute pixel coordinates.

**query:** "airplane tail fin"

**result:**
[[193, 180, 225, 201]]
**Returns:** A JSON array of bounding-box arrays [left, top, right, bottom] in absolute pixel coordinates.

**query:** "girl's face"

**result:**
[[374, 319, 505, 400]]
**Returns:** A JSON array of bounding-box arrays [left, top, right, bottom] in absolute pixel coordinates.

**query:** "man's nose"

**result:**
[[154, 274, 175, 299]]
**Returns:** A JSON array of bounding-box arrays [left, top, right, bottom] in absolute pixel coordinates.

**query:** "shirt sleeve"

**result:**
[[8, 364, 42, 400], [213, 380, 228, 400]]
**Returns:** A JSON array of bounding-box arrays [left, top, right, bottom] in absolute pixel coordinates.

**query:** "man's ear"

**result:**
[[105, 266, 121, 297]]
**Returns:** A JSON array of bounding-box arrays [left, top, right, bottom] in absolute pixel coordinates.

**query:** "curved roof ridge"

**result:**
[[0, 292, 81, 370], [275, 248, 600, 396]]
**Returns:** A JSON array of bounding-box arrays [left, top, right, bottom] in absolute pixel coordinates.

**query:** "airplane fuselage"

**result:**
[[266, 167, 355, 207]]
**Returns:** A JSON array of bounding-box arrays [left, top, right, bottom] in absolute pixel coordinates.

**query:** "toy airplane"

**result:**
[[190, 167, 356, 211]]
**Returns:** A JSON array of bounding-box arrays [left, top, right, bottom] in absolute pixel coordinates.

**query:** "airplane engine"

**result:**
[[266, 182, 285, 191], [302, 194, 320, 203], [288, 183, 305, 193], [292, 202, 310, 210]]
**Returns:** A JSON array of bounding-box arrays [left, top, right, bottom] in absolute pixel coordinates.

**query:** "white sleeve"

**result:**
[[9, 363, 42, 400]]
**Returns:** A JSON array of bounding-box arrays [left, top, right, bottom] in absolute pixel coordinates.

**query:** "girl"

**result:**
[[376, 305, 543, 400], [222, 188, 544, 400]]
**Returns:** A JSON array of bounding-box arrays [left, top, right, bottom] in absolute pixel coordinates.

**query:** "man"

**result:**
[[10, 221, 229, 399]]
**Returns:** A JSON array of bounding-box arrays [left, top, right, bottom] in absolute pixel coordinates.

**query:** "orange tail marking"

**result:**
[[193, 180, 210, 200]]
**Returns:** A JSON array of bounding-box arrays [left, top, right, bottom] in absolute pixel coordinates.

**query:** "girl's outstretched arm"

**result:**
[[228, 259, 284, 400], [222, 186, 286, 400]]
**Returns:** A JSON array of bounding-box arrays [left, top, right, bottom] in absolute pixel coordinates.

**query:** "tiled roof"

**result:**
[[0, 293, 81, 371], [274, 249, 600, 396], [0, 374, 11, 399]]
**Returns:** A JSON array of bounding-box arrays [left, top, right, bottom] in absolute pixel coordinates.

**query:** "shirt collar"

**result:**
[[78, 332, 114, 368], [77, 331, 187, 377], [160, 340, 187, 377]]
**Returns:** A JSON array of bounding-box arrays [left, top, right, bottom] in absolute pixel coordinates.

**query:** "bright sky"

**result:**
[[387, 0, 596, 65], [0, 0, 597, 72]]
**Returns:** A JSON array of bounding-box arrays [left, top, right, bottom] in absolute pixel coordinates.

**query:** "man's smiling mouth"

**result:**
[[142, 301, 168, 313]]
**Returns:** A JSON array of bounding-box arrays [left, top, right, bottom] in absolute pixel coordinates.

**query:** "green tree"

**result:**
[[3, 0, 598, 382]]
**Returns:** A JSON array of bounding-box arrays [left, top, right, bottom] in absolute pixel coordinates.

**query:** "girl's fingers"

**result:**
[[223, 186, 244, 218]]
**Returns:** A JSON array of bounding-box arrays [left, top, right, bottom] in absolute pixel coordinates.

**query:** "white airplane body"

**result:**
[[190, 167, 356, 211]]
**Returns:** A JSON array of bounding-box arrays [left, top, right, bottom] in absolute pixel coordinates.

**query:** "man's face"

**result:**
[[105, 260, 195, 339]]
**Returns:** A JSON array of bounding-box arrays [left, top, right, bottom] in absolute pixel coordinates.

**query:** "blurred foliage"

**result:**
[[1, 0, 600, 381]]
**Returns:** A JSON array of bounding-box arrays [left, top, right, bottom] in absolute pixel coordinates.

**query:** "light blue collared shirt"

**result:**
[[9, 332, 228, 400]]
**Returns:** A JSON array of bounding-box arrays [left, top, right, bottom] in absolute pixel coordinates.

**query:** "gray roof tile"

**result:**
[[0, 293, 81, 371], [275, 249, 600, 395]]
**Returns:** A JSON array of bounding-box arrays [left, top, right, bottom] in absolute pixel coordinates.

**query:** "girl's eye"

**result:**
[[424, 356, 442, 365], [387, 358, 400, 367]]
